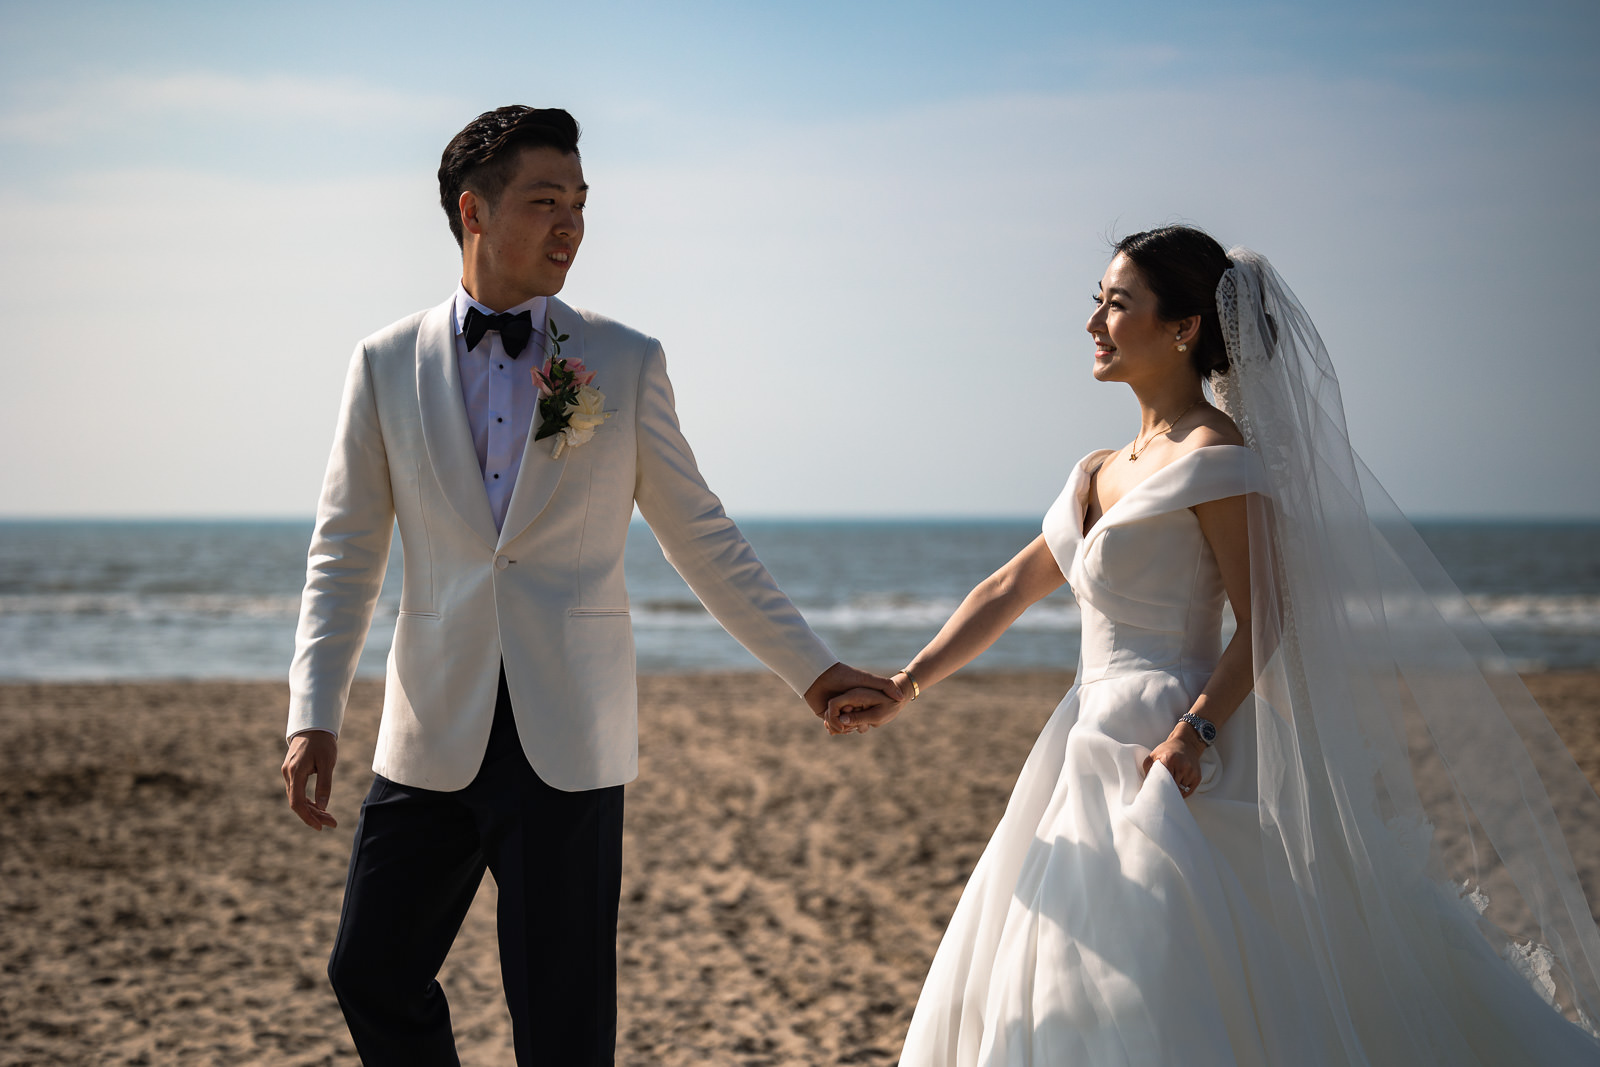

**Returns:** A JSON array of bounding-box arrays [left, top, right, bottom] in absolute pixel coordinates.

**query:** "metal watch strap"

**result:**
[[1179, 712, 1217, 746]]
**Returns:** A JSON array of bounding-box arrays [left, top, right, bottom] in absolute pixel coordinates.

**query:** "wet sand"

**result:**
[[2, 671, 1597, 1065]]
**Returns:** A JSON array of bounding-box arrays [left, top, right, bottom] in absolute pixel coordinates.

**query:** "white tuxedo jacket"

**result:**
[[287, 295, 836, 791]]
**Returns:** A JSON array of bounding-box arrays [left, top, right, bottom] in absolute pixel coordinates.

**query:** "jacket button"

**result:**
[[494, 556, 510, 571]]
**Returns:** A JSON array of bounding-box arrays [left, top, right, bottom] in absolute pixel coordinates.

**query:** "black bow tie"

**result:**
[[462, 306, 535, 359]]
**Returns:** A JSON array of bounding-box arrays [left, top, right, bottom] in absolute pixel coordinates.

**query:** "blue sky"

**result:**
[[2, 0, 1597, 517]]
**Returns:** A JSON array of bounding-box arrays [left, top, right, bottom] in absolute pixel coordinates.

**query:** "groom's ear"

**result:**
[[459, 189, 487, 239]]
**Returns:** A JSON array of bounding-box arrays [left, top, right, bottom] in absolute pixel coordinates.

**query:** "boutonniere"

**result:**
[[531, 318, 612, 459]]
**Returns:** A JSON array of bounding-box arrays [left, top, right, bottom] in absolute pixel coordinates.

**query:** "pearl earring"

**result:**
[[1176, 342, 1188, 352]]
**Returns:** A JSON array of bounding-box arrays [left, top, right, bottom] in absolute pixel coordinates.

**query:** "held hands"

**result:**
[[804, 662, 903, 736], [823, 686, 906, 734], [281, 730, 339, 830], [1142, 724, 1205, 798]]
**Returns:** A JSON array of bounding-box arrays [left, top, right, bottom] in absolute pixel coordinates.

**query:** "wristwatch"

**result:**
[[1179, 712, 1218, 747]]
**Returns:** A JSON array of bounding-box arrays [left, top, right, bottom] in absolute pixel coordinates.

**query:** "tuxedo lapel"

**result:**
[[416, 298, 499, 547], [497, 298, 583, 548]]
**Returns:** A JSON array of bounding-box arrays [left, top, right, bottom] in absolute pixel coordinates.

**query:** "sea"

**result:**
[[0, 519, 1596, 681]]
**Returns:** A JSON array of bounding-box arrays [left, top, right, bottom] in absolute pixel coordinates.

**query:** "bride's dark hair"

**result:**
[[1114, 226, 1234, 378]]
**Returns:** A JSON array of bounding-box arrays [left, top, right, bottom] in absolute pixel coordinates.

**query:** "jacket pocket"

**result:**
[[568, 607, 630, 617], [397, 609, 441, 620]]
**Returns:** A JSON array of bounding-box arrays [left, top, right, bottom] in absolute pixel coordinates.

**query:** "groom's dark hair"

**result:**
[[439, 106, 582, 248]]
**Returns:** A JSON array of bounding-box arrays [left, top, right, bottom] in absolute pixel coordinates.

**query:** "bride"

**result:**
[[826, 226, 1600, 1064]]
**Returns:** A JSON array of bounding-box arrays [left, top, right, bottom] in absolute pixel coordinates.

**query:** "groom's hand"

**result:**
[[824, 687, 904, 734], [804, 662, 901, 722], [282, 730, 339, 831]]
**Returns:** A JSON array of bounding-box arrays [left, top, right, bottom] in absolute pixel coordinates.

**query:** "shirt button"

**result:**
[[493, 473, 500, 479], [497, 417, 503, 423]]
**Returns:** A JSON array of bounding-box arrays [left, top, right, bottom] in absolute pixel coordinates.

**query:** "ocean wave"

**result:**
[[0, 592, 330, 620], [632, 594, 1083, 631], [617, 593, 1600, 634], [3, 592, 1596, 633], [1461, 595, 1600, 629]]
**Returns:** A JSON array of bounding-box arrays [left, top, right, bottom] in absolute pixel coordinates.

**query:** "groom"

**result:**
[[280, 106, 897, 1065]]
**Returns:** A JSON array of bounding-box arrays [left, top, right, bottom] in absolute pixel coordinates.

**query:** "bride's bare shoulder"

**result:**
[[1179, 406, 1246, 452]]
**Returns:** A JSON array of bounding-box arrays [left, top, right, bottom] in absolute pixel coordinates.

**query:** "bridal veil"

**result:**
[[1212, 249, 1600, 1056]]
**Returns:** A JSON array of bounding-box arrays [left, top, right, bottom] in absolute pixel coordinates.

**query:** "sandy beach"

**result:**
[[3, 670, 1597, 1066]]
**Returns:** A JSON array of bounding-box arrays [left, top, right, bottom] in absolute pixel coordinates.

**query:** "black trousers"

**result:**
[[327, 670, 625, 1066]]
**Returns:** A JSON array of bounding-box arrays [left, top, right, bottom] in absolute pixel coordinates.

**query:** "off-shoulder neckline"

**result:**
[[1080, 444, 1258, 539]]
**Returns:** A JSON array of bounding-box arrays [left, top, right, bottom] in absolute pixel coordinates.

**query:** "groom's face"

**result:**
[[468, 146, 587, 301]]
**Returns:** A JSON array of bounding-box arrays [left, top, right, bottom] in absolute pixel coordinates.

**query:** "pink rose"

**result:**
[[531, 356, 595, 396], [564, 357, 597, 387], [531, 357, 555, 395]]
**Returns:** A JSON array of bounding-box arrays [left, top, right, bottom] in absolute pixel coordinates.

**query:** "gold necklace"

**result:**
[[1129, 399, 1203, 461]]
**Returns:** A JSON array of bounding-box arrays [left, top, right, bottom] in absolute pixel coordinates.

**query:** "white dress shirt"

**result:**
[[453, 286, 548, 532]]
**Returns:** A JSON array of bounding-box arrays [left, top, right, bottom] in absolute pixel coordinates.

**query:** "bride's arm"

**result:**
[[828, 534, 1067, 731], [1144, 492, 1254, 792]]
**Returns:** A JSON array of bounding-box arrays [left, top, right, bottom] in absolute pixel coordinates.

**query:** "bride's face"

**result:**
[[1086, 254, 1187, 385]]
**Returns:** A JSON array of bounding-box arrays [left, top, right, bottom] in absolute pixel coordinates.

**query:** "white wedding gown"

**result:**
[[898, 445, 1600, 1066]]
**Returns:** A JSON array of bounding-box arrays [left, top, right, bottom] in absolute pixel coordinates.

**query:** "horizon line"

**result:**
[[2, 512, 1599, 525]]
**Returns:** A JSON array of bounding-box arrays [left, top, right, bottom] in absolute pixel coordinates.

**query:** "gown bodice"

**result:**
[[1040, 446, 1266, 684]]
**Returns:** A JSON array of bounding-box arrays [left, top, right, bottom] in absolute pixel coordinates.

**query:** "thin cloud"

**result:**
[[0, 72, 463, 143]]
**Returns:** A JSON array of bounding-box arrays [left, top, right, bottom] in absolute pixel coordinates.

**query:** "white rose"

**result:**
[[559, 424, 596, 449], [563, 386, 609, 432]]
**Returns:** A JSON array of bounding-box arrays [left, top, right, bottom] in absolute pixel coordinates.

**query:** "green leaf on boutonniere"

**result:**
[[547, 318, 564, 358], [531, 318, 605, 456]]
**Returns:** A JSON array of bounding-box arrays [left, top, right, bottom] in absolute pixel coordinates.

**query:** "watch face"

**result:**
[[1184, 714, 1217, 745]]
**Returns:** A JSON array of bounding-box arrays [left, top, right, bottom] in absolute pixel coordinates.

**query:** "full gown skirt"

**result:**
[[898, 446, 1600, 1066]]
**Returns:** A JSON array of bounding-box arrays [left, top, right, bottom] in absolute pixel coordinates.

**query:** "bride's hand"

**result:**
[[1143, 733, 1205, 797], [824, 687, 905, 735]]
